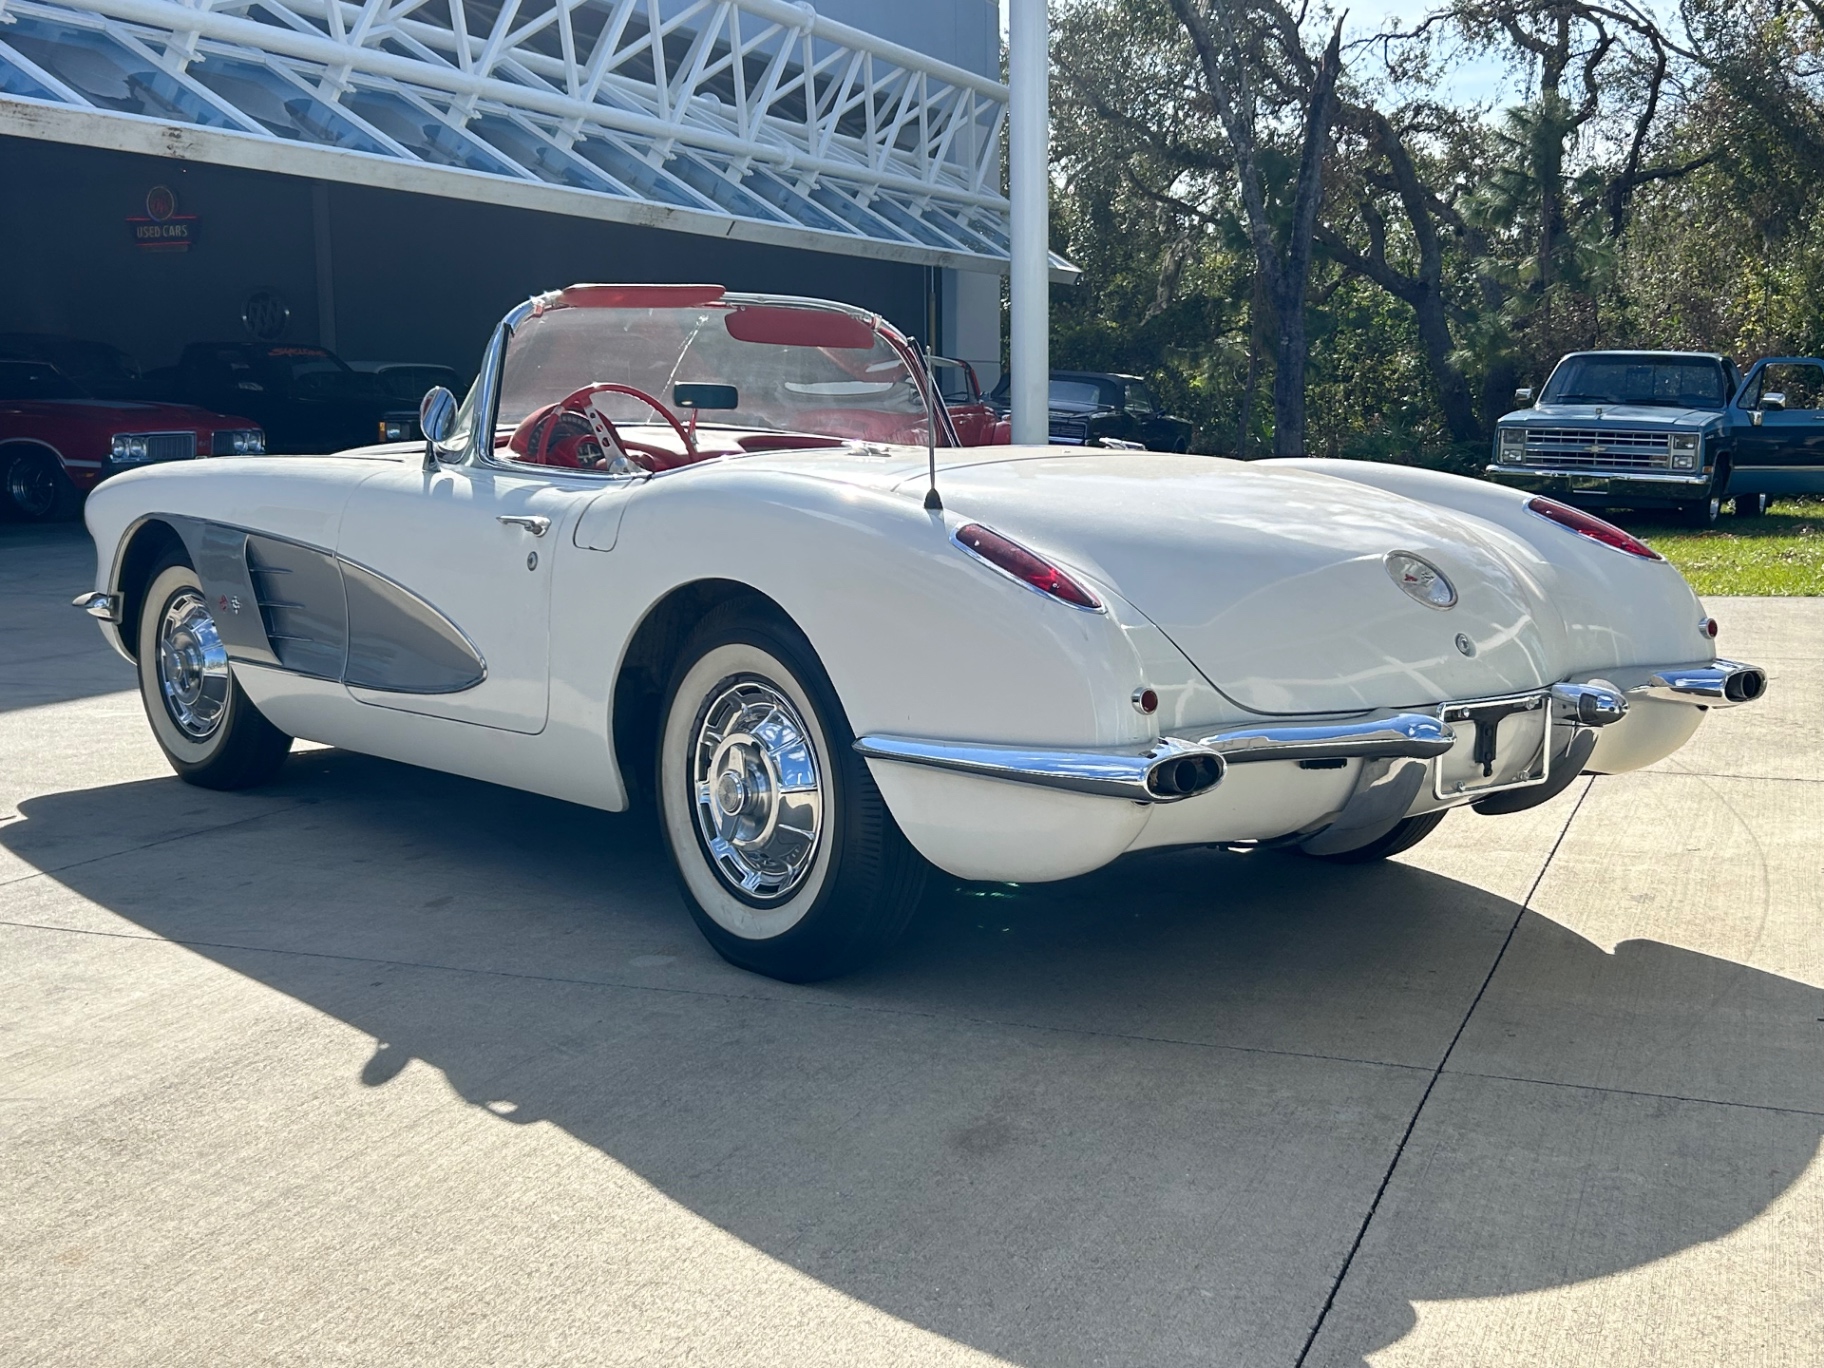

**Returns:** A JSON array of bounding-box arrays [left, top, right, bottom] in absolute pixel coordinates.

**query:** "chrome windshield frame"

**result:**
[[449, 289, 957, 469]]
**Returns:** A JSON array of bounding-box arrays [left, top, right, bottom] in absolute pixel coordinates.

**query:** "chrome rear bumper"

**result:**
[[854, 662, 1754, 809], [71, 591, 120, 622], [1196, 712, 1454, 765], [852, 734, 1225, 804]]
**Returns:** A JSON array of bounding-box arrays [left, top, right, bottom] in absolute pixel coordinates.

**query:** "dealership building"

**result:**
[[0, 0, 1057, 387]]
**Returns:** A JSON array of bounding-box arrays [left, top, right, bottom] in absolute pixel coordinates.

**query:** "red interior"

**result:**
[[506, 403, 848, 471]]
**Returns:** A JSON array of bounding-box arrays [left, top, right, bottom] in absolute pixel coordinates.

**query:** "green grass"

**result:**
[[1620, 499, 1824, 596]]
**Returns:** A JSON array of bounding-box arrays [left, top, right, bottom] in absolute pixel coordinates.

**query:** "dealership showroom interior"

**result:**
[[2, 0, 1820, 1365]]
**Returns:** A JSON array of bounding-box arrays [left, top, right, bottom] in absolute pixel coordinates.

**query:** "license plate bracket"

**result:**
[[1434, 692, 1551, 799]]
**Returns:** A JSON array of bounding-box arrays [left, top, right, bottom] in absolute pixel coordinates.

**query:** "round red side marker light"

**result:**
[[1132, 687, 1159, 715], [1701, 616, 1719, 639]]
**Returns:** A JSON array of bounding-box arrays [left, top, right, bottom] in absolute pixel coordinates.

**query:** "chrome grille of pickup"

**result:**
[[1049, 416, 1090, 443], [1521, 428, 1671, 470], [140, 432, 197, 462]]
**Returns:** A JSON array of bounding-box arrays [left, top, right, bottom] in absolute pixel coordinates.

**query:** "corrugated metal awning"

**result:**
[[0, 0, 1078, 280]]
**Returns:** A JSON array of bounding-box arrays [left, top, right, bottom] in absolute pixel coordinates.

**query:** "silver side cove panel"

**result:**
[[125, 516, 485, 696], [340, 560, 487, 693]]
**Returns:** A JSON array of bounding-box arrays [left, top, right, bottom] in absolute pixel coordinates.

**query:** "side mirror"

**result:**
[[1761, 391, 1786, 412], [419, 386, 458, 448], [1514, 387, 1535, 406]]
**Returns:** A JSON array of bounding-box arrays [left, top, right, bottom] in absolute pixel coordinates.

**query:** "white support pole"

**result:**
[[1008, 0, 1048, 446]]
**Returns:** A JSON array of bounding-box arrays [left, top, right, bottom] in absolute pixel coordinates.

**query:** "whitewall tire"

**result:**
[[657, 603, 926, 981], [136, 558, 292, 789]]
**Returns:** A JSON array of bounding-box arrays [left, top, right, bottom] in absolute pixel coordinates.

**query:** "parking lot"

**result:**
[[2, 520, 1819, 1367]]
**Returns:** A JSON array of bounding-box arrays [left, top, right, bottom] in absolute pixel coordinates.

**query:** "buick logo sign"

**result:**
[[242, 290, 291, 342]]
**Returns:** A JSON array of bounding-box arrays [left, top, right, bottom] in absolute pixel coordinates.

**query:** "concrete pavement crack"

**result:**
[[1651, 768, 1824, 785], [1290, 776, 1596, 1368], [1438, 1067, 1824, 1119]]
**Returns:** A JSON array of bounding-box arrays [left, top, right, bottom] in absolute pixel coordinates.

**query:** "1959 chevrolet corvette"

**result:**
[[75, 284, 1767, 980]]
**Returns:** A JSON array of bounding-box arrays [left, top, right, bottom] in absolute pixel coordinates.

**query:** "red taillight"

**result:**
[[1525, 496, 1664, 561], [1701, 616, 1719, 639], [954, 523, 1102, 609]]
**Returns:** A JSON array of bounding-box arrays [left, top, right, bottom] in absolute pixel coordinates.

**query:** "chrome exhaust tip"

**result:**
[[1724, 665, 1768, 704], [1145, 750, 1224, 799], [1638, 658, 1770, 708]]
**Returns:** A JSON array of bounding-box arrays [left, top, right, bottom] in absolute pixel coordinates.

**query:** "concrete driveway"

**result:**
[[2, 521, 1819, 1367]]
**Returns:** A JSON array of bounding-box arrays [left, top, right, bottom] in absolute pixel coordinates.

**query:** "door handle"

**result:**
[[498, 514, 551, 536]]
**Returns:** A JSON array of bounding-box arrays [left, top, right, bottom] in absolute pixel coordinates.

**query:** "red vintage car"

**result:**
[[0, 359, 263, 521], [931, 355, 1010, 446]]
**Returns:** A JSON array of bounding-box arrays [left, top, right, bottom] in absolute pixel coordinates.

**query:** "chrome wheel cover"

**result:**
[[7, 456, 56, 519], [690, 675, 824, 902], [156, 590, 231, 740]]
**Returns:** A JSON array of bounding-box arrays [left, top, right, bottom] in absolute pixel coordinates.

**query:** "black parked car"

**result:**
[[990, 370, 1194, 451], [148, 343, 396, 453], [0, 333, 149, 400], [349, 361, 466, 443]]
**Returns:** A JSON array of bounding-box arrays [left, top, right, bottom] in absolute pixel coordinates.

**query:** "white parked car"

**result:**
[[76, 285, 1767, 981]]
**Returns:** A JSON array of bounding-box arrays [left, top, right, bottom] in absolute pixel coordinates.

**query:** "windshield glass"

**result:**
[[1541, 355, 1729, 409], [0, 360, 84, 401], [498, 302, 932, 447], [1048, 380, 1104, 407], [0, 336, 139, 398], [932, 361, 975, 405], [258, 347, 375, 399], [374, 365, 458, 402]]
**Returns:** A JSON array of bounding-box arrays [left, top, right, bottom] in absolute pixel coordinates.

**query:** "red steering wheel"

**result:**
[[546, 382, 695, 472]]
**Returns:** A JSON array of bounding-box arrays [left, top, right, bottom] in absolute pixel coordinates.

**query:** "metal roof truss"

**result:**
[[0, 0, 1074, 276]]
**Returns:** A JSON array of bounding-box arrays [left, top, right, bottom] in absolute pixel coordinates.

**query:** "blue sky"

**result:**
[[1002, 0, 1526, 109], [1353, 0, 1522, 106]]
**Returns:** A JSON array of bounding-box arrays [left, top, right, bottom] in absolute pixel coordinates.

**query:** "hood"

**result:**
[[901, 453, 1562, 715], [1047, 400, 1110, 417], [1504, 403, 1722, 429]]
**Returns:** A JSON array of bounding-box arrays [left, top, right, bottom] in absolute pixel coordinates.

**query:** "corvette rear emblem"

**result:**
[[1385, 551, 1457, 609]]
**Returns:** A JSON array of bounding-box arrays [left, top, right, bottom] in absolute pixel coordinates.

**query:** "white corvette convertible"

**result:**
[[77, 285, 1766, 980]]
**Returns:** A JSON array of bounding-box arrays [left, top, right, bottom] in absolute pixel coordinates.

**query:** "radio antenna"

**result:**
[[912, 334, 943, 511]]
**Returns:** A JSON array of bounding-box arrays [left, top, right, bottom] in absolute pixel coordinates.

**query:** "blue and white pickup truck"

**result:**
[[1487, 350, 1824, 524]]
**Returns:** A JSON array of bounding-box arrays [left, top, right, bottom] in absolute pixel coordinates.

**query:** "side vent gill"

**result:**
[[243, 536, 348, 679]]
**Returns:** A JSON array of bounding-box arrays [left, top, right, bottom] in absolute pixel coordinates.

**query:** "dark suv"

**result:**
[[149, 343, 395, 454], [992, 371, 1193, 451]]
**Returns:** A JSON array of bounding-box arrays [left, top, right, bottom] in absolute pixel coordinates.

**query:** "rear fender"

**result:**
[[591, 470, 1227, 834], [1262, 459, 1716, 671]]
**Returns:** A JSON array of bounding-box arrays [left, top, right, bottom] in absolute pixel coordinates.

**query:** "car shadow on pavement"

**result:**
[[5, 748, 1821, 1367], [0, 521, 134, 713]]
